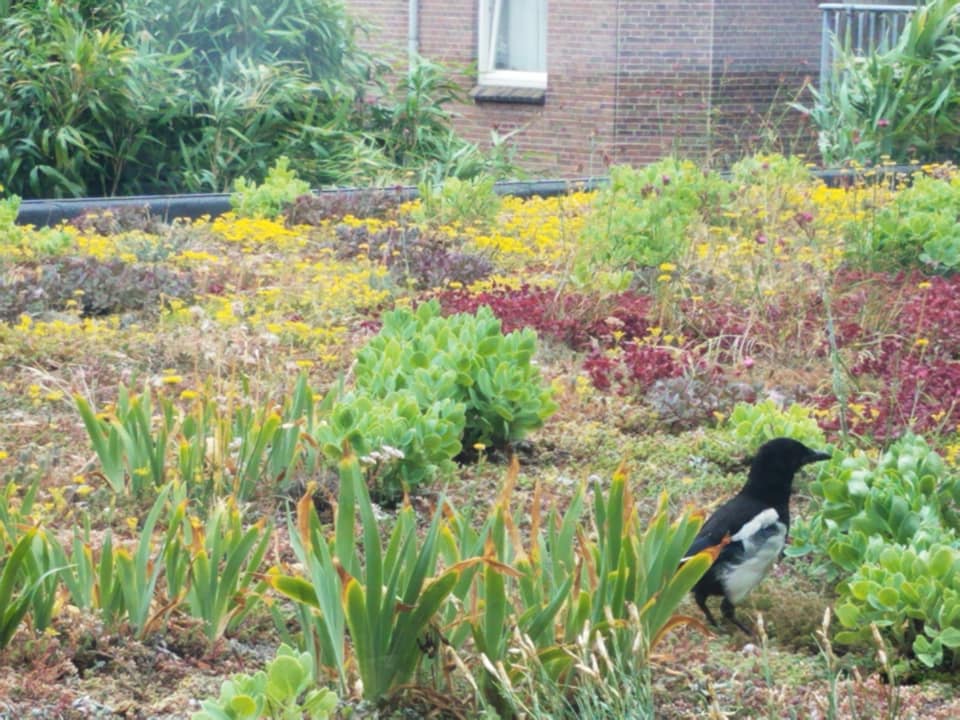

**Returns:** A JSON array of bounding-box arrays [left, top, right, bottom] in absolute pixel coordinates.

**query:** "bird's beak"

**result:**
[[804, 449, 831, 465]]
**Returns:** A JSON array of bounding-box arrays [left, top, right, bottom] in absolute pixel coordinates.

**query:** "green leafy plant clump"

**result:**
[[314, 389, 465, 501], [581, 158, 729, 271], [725, 400, 826, 449], [865, 173, 960, 271], [192, 643, 337, 720], [411, 174, 503, 230], [0, 191, 73, 257], [354, 299, 558, 451], [231, 157, 311, 220], [0, 2, 515, 198], [799, 0, 960, 165], [791, 434, 960, 669]]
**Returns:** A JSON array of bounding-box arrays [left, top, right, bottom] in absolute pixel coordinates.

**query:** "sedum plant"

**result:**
[[192, 643, 337, 720], [314, 389, 464, 501], [354, 299, 557, 451], [864, 173, 960, 271], [725, 400, 826, 449], [790, 434, 960, 668]]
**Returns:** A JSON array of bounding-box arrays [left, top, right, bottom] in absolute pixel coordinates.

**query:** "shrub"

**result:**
[[0, 2, 513, 197], [410, 174, 502, 230], [354, 299, 557, 450], [581, 159, 729, 270], [790, 434, 960, 669]]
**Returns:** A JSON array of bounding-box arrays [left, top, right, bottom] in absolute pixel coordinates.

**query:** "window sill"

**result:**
[[470, 85, 546, 105]]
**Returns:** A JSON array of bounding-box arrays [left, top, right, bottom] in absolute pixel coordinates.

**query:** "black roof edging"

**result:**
[[14, 166, 919, 228]]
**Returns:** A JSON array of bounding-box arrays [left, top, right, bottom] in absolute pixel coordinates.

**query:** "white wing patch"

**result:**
[[722, 509, 786, 604], [730, 508, 779, 544]]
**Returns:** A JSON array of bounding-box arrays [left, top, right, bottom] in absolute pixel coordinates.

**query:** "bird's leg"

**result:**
[[721, 597, 753, 635], [695, 591, 720, 627]]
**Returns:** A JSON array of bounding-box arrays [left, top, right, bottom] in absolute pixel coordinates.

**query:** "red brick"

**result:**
[[345, 0, 823, 175]]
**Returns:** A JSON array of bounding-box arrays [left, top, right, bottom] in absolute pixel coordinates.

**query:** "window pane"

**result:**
[[493, 0, 545, 72]]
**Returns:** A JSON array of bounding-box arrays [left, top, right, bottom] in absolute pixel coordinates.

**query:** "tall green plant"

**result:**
[[0, 1, 168, 197], [177, 498, 272, 644], [442, 460, 717, 716], [798, 0, 960, 164], [0, 529, 64, 647], [271, 450, 468, 702]]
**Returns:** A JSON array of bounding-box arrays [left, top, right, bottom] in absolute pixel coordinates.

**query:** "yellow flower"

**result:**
[[914, 338, 930, 348], [161, 374, 183, 384], [918, 281, 932, 290], [0, 451, 7, 461], [179, 389, 200, 400], [657, 274, 672, 283], [659, 262, 677, 272]]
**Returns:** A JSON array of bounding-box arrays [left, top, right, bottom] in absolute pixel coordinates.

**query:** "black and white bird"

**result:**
[[685, 437, 830, 634]]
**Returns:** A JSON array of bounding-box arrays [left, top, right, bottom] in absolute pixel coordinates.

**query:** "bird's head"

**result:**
[[743, 437, 830, 502]]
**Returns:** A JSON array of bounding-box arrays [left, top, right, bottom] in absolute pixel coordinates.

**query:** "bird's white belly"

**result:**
[[721, 524, 787, 604]]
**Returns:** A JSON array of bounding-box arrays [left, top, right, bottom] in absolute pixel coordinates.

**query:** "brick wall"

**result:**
[[342, 0, 826, 175], [350, 0, 409, 64], [708, 0, 822, 164], [614, 1, 714, 166], [418, 0, 620, 177]]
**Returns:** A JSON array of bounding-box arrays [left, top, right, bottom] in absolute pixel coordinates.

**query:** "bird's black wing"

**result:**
[[684, 495, 767, 559]]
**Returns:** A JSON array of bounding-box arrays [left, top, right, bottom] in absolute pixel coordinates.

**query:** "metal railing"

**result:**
[[819, 3, 917, 91]]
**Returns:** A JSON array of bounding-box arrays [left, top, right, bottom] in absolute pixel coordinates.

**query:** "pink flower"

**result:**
[[877, 118, 890, 128]]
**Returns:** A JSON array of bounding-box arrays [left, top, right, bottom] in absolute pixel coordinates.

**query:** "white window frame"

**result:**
[[478, 0, 547, 89]]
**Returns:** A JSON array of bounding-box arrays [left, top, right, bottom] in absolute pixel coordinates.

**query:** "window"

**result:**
[[478, 0, 547, 88]]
